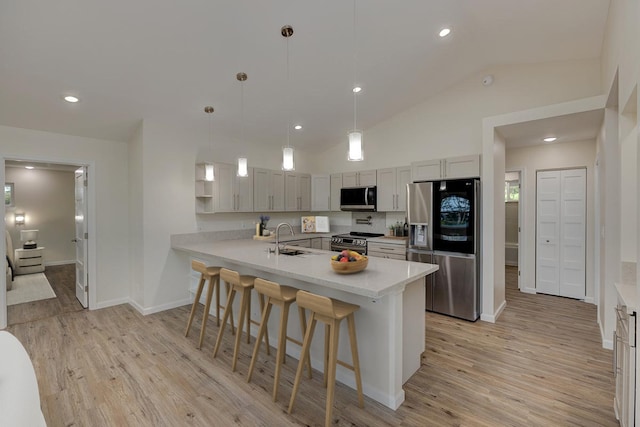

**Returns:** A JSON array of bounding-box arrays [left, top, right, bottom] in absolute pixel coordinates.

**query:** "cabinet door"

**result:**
[[411, 159, 442, 182], [396, 166, 411, 212], [299, 174, 311, 211], [359, 170, 377, 186], [284, 172, 299, 211], [321, 237, 332, 251], [330, 174, 342, 211], [376, 168, 397, 212], [235, 167, 254, 212], [253, 168, 271, 211], [310, 238, 323, 249], [444, 155, 480, 179], [270, 170, 285, 211], [311, 175, 330, 211], [214, 163, 235, 213], [342, 172, 358, 187]]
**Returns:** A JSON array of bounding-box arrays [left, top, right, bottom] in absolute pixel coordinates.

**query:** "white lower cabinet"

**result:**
[[367, 239, 407, 260], [614, 300, 636, 427]]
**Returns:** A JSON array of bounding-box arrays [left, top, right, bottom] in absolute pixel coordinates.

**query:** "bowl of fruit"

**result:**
[[330, 250, 368, 274]]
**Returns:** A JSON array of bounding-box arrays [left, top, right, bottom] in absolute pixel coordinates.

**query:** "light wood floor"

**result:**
[[6, 265, 616, 426], [8, 264, 83, 325]]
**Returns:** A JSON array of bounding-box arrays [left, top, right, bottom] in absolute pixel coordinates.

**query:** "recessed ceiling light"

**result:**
[[25, 166, 34, 170], [543, 137, 557, 143], [294, 125, 303, 130], [439, 28, 451, 38], [352, 86, 362, 93], [64, 95, 79, 103]]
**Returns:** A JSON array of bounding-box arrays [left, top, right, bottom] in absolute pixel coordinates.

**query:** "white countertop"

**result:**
[[367, 236, 408, 245], [172, 239, 437, 299], [615, 282, 637, 314]]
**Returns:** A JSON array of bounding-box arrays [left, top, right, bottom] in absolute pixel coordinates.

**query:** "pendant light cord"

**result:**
[[353, 0, 358, 132], [286, 34, 291, 149]]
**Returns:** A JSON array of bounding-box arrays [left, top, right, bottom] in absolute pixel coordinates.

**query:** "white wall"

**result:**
[[4, 167, 75, 264], [0, 124, 130, 315], [313, 59, 602, 174], [505, 139, 597, 301]]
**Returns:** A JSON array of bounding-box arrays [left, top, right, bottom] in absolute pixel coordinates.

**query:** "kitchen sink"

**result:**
[[278, 248, 308, 256]]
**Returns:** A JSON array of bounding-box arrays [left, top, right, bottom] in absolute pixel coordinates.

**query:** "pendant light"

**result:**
[[236, 72, 249, 177], [204, 106, 215, 181], [281, 25, 295, 171], [347, 0, 364, 161]]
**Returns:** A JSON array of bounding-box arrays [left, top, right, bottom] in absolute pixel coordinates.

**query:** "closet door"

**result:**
[[536, 168, 586, 299], [536, 171, 561, 295], [559, 169, 586, 299]]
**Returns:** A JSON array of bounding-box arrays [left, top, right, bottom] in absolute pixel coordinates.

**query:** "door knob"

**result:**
[[71, 238, 78, 243]]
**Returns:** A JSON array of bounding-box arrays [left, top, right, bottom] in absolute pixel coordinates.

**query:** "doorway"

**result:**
[[3, 159, 89, 326], [536, 168, 587, 299], [505, 170, 522, 290]]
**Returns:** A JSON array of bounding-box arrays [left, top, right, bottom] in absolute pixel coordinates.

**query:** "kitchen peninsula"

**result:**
[[172, 237, 438, 410]]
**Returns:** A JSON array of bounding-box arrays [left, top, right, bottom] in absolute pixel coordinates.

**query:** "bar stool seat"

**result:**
[[212, 268, 270, 372], [246, 278, 312, 402], [185, 260, 235, 349], [288, 290, 364, 427]]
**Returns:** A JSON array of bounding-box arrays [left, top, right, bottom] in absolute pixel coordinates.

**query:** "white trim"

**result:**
[[521, 287, 536, 294], [481, 299, 506, 323], [128, 298, 191, 316], [44, 260, 75, 267], [94, 297, 131, 310], [584, 296, 595, 304]]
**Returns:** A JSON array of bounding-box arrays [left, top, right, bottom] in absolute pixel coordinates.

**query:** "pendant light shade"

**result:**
[[205, 163, 214, 182], [237, 157, 248, 177], [236, 72, 249, 177], [281, 25, 295, 171], [282, 146, 295, 171], [348, 0, 364, 162], [347, 130, 363, 161], [204, 105, 215, 181]]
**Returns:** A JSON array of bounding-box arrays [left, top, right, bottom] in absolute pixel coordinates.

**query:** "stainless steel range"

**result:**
[[330, 232, 385, 254]]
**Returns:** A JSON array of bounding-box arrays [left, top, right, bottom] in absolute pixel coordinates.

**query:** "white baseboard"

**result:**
[[480, 299, 506, 323], [128, 298, 191, 316], [94, 297, 131, 310], [584, 296, 595, 304], [600, 322, 614, 350], [521, 287, 536, 294]]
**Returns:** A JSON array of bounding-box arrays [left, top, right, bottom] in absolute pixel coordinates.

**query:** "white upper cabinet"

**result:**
[[212, 163, 254, 213], [285, 172, 311, 211], [411, 155, 480, 181], [254, 168, 285, 212], [342, 170, 376, 187], [377, 166, 411, 212], [330, 173, 342, 212], [311, 174, 331, 211]]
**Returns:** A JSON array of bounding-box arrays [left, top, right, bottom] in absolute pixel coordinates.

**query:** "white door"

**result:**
[[536, 169, 586, 299], [559, 169, 586, 299], [74, 167, 88, 308], [536, 171, 560, 295]]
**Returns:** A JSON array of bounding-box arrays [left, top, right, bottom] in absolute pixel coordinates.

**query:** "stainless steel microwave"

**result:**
[[340, 186, 377, 211]]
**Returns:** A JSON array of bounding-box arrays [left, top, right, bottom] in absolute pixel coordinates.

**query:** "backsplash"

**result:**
[[351, 212, 388, 235]]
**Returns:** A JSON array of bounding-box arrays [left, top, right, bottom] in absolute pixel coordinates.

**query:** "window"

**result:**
[[4, 182, 14, 207], [505, 180, 519, 202]]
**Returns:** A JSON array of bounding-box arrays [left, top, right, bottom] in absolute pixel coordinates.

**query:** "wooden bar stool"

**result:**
[[288, 290, 364, 427], [246, 278, 312, 402], [212, 268, 270, 372], [185, 260, 235, 349]]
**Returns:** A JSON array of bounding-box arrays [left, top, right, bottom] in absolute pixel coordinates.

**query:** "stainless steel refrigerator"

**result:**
[[407, 179, 480, 321]]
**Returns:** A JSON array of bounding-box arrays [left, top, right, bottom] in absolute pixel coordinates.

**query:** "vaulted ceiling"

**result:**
[[0, 1, 610, 152]]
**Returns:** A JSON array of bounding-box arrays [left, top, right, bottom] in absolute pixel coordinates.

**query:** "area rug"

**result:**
[[7, 273, 56, 306]]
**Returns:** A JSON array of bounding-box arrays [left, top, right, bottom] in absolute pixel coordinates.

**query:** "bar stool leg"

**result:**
[[323, 324, 330, 387], [246, 297, 273, 383], [324, 319, 341, 427], [213, 287, 237, 358], [298, 306, 312, 379], [272, 301, 291, 401], [232, 287, 251, 372], [288, 313, 317, 414], [198, 275, 217, 349], [185, 275, 206, 337], [215, 275, 221, 326], [347, 313, 364, 408]]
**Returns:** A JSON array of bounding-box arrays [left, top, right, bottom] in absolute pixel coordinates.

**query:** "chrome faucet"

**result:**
[[274, 222, 294, 255]]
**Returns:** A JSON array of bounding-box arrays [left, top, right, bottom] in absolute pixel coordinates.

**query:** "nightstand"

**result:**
[[14, 247, 45, 275]]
